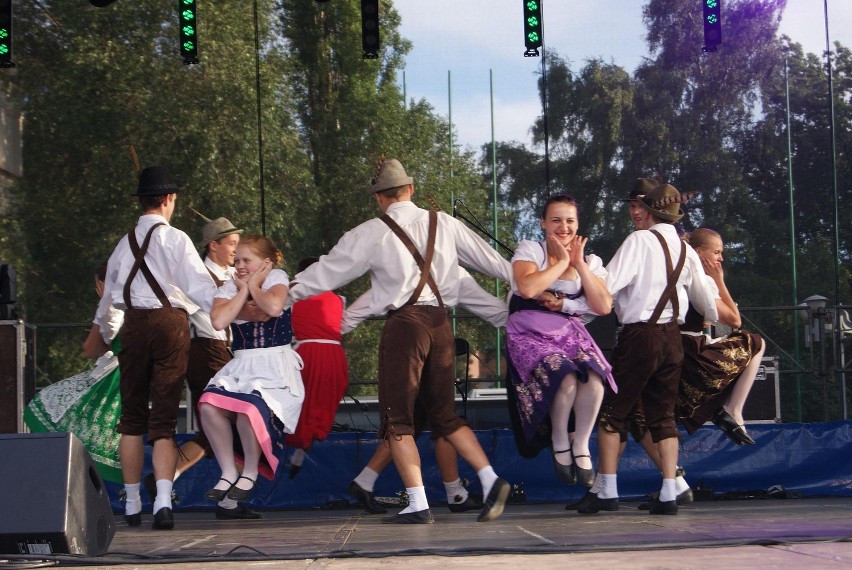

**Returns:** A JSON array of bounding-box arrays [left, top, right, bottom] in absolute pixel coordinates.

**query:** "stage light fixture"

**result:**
[[702, 0, 722, 52], [361, 0, 379, 59], [0, 0, 13, 68], [178, 0, 199, 64], [523, 0, 543, 57]]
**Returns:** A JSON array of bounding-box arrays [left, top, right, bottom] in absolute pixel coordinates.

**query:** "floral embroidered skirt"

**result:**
[[506, 310, 615, 444], [677, 330, 763, 432], [24, 351, 123, 483]]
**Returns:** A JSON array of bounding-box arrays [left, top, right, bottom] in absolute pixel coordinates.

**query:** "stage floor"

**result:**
[[14, 497, 852, 569]]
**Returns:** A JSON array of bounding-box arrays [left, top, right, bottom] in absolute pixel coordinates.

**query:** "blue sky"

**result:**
[[395, 0, 852, 151]]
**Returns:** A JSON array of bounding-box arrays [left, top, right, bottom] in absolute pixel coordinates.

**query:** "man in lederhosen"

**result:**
[[288, 158, 514, 524], [580, 183, 717, 516], [92, 166, 217, 530]]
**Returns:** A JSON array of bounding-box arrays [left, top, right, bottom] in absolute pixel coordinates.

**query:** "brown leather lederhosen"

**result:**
[[185, 267, 233, 451], [375, 211, 466, 440], [115, 223, 191, 442], [600, 230, 687, 442]]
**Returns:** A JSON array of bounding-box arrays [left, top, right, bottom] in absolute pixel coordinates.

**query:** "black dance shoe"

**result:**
[[648, 497, 678, 515], [226, 475, 257, 501], [204, 477, 235, 502], [215, 504, 263, 520], [577, 496, 619, 514], [552, 449, 576, 485], [152, 507, 174, 530], [638, 488, 694, 510], [572, 452, 595, 488], [565, 491, 598, 511], [477, 478, 511, 522], [347, 481, 388, 514], [712, 408, 756, 445], [381, 508, 434, 524], [448, 492, 483, 513], [123, 513, 142, 527]]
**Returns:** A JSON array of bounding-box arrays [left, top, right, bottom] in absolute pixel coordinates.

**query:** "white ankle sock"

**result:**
[[659, 478, 677, 502], [290, 448, 306, 467], [674, 475, 690, 495], [444, 478, 469, 504], [153, 479, 173, 513], [477, 466, 498, 498], [399, 486, 429, 514], [124, 483, 142, 516], [589, 472, 603, 495], [218, 497, 238, 509], [353, 467, 380, 492], [599, 473, 618, 499]]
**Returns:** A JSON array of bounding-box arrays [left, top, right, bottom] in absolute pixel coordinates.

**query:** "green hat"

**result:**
[[639, 183, 697, 223], [619, 178, 658, 202]]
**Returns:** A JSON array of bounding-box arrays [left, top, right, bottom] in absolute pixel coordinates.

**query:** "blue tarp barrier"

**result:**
[[106, 420, 852, 511]]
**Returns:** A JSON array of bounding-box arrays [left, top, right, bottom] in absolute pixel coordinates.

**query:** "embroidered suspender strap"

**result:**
[[123, 223, 171, 310], [647, 229, 687, 325], [380, 210, 444, 308]]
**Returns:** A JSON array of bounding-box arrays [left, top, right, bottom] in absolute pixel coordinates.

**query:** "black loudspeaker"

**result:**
[[0, 321, 35, 434], [0, 432, 116, 555], [743, 355, 781, 422]]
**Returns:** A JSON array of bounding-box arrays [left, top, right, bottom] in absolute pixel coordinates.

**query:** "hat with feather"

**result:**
[[367, 156, 413, 195], [190, 207, 243, 247], [639, 184, 698, 223]]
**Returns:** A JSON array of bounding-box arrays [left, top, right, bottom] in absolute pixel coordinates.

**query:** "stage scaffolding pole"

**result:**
[[785, 58, 802, 421], [490, 69, 502, 382], [449, 70, 457, 335], [822, 0, 841, 306]]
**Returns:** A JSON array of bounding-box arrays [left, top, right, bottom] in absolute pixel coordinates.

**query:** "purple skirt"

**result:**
[[506, 309, 615, 443]]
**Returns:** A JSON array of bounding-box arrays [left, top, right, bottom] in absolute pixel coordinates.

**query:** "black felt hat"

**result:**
[[134, 166, 179, 196]]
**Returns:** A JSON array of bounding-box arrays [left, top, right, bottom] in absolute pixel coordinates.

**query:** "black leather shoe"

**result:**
[[347, 481, 387, 514], [226, 475, 257, 501], [552, 449, 576, 485], [288, 463, 302, 479], [123, 513, 142, 527], [204, 477, 235, 502], [152, 507, 174, 530], [477, 478, 510, 522], [565, 491, 598, 511], [572, 453, 595, 488], [577, 496, 619, 514], [648, 497, 678, 515], [448, 492, 483, 513], [712, 408, 755, 445], [638, 488, 694, 510], [215, 504, 263, 520], [381, 508, 434, 524]]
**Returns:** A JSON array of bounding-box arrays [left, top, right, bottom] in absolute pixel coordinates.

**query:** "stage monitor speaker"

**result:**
[[0, 432, 116, 556], [743, 355, 781, 422], [0, 320, 36, 433]]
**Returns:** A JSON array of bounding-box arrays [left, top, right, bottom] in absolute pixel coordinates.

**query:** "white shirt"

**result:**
[[605, 223, 718, 325], [511, 239, 607, 317], [290, 201, 513, 314], [189, 257, 237, 341], [93, 214, 217, 337], [341, 266, 508, 333]]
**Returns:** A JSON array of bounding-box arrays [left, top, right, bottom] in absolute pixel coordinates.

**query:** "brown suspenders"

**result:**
[[123, 222, 172, 310], [380, 210, 445, 308], [647, 229, 686, 325]]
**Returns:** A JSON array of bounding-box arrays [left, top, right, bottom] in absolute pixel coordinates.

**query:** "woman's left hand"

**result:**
[[568, 235, 588, 267], [248, 260, 273, 288]]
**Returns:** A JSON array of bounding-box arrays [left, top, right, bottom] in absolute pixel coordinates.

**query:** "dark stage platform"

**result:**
[[5, 498, 852, 569]]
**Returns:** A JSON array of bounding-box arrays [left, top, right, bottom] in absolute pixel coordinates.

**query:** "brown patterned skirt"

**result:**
[[677, 330, 763, 433]]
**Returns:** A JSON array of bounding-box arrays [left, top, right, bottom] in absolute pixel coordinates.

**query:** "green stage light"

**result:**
[[523, 0, 543, 57], [0, 0, 13, 68], [178, 0, 199, 65], [702, 0, 722, 52]]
